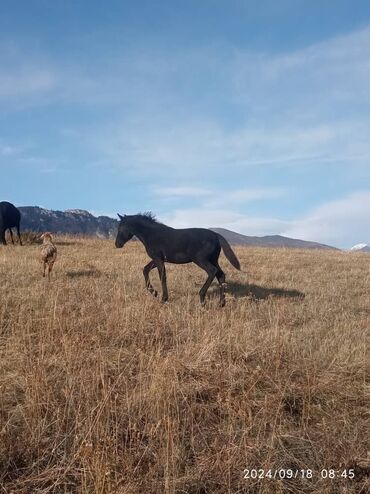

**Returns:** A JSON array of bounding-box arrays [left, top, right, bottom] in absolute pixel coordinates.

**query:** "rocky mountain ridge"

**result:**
[[19, 206, 118, 239]]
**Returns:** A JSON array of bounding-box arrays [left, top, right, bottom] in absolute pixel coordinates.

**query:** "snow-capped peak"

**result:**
[[350, 243, 369, 251]]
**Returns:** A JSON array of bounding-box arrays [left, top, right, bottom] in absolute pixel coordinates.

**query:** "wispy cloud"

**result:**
[[283, 190, 370, 247], [161, 208, 291, 236], [152, 185, 286, 202], [0, 143, 19, 156], [232, 25, 370, 115], [92, 118, 370, 183], [220, 187, 287, 204], [0, 67, 56, 99], [152, 186, 211, 198], [0, 44, 56, 99], [75, 25, 370, 178], [159, 189, 370, 248], [3, 24, 370, 177]]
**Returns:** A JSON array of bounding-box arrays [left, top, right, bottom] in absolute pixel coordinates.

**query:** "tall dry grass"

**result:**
[[0, 238, 369, 493]]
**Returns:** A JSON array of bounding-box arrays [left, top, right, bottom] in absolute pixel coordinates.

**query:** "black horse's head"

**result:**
[[115, 214, 134, 248]]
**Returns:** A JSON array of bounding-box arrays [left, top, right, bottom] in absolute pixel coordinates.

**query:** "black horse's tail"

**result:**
[[217, 234, 241, 270]]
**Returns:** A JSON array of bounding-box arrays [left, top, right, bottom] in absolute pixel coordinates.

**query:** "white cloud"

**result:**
[[93, 116, 370, 180], [221, 187, 287, 203], [0, 68, 56, 99], [0, 47, 56, 99], [161, 208, 291, 236], [152, 186, 210, 197], [232, 25, 370, 113], [94, 25, 370, 175], [152, 185, 286, 202], [159, 190, 370, 248], [85, 21, 370, 175], [0, 144, 19, 156], [3, 24, 370, 178], [283, 191, 370, 247]]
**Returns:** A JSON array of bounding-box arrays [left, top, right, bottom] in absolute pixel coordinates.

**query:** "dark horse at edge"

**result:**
[[115, 213, 241, 306], [0, 201, 22, 245]]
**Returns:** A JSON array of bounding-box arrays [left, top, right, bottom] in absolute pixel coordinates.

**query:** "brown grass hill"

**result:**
[[0, 237, 368, 493]]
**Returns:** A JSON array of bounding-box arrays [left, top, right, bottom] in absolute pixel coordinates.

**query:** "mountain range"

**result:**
[[16, 206, 342, 250], [19, 207, 118, 239], [210, 228, 336, 250]]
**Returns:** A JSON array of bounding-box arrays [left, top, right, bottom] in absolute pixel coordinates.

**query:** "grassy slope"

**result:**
[[0, 238, 369, 493]]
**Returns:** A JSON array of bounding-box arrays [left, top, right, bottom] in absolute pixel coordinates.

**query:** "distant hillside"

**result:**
[[19, 207, 118, 238], [210, 227, 337, 250], [18, 206, 337, 249]]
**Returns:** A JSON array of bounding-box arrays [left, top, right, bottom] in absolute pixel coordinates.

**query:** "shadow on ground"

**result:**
[[66, 269, 101, 278], [226, 281, 305, 300], [56, 241, 80, 246]]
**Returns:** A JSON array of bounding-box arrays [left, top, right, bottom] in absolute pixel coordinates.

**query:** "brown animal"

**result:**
[[40, 233, 57, 280]]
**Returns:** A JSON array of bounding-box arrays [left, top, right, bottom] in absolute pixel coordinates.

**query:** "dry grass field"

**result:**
[[0, 237, 369, 493]]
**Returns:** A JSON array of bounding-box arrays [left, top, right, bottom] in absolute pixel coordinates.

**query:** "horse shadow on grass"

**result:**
[[225, 281, 305, 301], [66, 267, 102, 278], [56, 240, 80, 246]]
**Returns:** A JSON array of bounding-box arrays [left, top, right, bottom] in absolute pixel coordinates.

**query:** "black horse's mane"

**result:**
[[135, 211, 160, 224]]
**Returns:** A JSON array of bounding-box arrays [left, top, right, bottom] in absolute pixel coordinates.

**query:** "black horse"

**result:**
[[0, 201, 22, 245], [115, 213, 241, 306]]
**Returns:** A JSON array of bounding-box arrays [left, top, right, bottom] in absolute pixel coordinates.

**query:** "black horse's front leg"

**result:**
[[143, 260, 157, 297]]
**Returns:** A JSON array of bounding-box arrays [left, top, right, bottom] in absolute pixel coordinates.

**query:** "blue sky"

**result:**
[[1, 0, 370, 247]]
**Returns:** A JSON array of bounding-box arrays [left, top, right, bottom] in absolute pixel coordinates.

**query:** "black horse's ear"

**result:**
[[117, 213, 124, 220]]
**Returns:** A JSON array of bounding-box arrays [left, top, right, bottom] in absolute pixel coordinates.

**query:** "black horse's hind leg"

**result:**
[[155, 259, 168, 303], [17, 225, 22, 245], [9, 229, 14, 244], [196, 261, 218, 305], [143, 260, 157, 297], [215, 265, 226, 307]]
